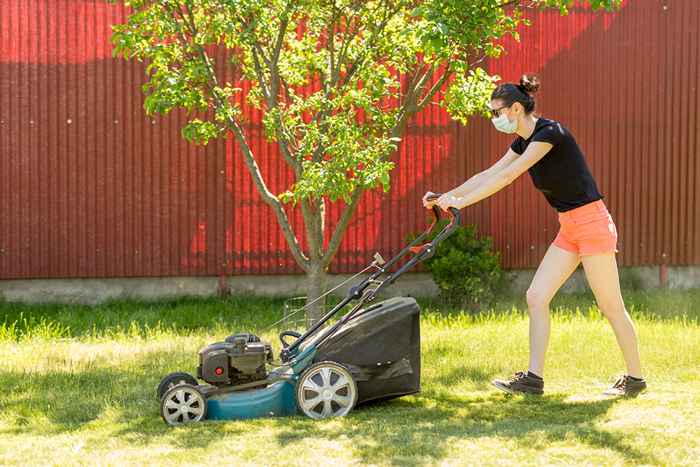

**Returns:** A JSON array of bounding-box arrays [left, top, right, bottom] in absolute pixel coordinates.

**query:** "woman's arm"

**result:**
[[447, 148, 520, 198], [438, 142, 553, 210]]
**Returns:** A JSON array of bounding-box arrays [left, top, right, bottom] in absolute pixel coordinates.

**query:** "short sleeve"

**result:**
[[510, 137, 523, 155], [531, 123, 564, 147]]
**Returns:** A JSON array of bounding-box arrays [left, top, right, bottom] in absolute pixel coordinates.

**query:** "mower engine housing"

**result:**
[[197, 333, 273, 386]]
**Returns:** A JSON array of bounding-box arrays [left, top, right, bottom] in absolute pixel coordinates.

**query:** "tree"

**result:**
[[111, 0, 620, 322]]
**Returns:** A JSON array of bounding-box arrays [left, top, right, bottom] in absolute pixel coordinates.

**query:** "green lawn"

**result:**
[[1, 290, 699, 466]]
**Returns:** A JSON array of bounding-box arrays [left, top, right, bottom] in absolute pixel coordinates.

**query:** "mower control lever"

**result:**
[[373, 252, 386, 266]]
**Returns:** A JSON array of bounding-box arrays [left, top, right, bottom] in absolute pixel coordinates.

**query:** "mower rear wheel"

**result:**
[[296, 361, 357, 420], [157, 372, 198, 400], [160, 383, 207, 426]]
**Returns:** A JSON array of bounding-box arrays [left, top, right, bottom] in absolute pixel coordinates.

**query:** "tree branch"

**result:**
[[250, 40, 301, 175], [264, 2, 303, 176], [391, 62, 435, 137], [173, 2, 309, 270], [404, 62, 430, 102], [416, 64, 453, 111], [322, 187, 364, 269], [250, 45, 272, 101], [328, 4, 338, 87], [309, 0, 401, 161], [270, 2, 293, 71], [331, 13, 362, 88], [230, 123, 310, 270]]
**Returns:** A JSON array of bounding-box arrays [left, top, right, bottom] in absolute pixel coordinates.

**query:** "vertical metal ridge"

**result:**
[[0, 5, 6, 276], [656, 2, 667, 265], [29, 4, 39, 277], [152, 96, 161, 276], [692, 1, 700, 265], [19, 6, 28, 277], [669, 2, 680, 265], [642, 0, 655, 265], [134, 61, 143, 277], [125, 25, 135, 277], [1, 1, 14, 276], [677, 0, 688, 264], [96, 3, 106, 277], [174, 107, 182, 276], [110, 1, 120, 278]]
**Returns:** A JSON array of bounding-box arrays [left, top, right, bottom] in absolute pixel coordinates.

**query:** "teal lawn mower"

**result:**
[[157, 204, 460, 426]]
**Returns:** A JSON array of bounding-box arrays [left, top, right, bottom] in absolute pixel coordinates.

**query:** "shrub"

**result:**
[[416, 220, 504, 310]]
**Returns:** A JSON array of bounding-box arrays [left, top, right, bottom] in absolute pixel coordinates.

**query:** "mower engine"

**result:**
[[197, 333, 273, 386]]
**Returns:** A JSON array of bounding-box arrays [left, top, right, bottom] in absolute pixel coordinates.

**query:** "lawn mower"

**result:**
[[157, 202, 460, 426]]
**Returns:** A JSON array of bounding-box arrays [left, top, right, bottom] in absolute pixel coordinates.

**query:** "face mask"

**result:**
[[491, 113, 518, 134]]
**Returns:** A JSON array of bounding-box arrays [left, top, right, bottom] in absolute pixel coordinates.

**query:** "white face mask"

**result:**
[[491, 113, 518, 134]]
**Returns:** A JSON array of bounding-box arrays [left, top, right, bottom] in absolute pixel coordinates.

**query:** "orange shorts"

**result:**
[[553, 200, 618, 256]]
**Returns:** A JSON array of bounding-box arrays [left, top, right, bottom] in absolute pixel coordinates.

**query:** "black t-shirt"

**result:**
[[510, 117, 603, 212]]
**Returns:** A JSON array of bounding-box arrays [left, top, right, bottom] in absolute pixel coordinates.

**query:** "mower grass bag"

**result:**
[[312, 296, 421, 405]]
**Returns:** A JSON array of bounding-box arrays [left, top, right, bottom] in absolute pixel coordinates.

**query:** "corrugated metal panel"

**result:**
[[0, 0, 698, 280]]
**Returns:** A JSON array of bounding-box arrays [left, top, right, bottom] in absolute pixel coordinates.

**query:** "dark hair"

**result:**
[[491, 74, 540, 114]]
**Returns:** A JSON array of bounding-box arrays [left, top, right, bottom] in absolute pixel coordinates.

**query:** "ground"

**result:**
[[1, 290, 699, 466]]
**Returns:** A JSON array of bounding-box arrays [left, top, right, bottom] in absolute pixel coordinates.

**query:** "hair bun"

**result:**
[[519, 74, 540, 94]]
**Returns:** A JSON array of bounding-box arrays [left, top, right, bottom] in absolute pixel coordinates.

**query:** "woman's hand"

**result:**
[[437, 193, 462, 211], [422, 191, 442, 208]]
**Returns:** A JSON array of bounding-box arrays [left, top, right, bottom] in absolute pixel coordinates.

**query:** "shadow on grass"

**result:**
[[430, 365, 499, 390], [274, 393, 657, 466]]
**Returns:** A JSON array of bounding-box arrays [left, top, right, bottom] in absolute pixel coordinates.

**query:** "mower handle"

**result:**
[[423, 192, 460, 236], [439, 206, 462, 239], [409, 204, 460, 257]]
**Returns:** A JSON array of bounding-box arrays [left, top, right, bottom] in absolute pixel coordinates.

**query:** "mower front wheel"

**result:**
[[160, 383, 207, 426], [296, 361, 357, 420]]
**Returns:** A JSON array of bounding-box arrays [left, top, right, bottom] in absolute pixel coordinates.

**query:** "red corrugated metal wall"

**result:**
[[1, 0, 698, 279]]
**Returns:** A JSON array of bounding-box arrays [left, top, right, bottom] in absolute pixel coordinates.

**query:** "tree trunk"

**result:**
[[306, 262, 328, 326]]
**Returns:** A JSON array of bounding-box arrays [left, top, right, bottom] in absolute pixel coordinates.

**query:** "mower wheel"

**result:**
[[296, 361, 357, 420], [160, 383, 207, 426], [157, 372, 198, 400]]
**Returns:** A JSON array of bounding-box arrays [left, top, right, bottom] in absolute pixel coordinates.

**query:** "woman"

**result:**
[[424, 75, 646, 397]]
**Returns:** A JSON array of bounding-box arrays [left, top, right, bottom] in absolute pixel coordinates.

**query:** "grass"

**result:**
[[0, 289, 699, 466]]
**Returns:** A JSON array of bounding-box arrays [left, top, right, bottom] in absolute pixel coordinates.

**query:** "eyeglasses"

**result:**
[[489, 104, 511, 118]]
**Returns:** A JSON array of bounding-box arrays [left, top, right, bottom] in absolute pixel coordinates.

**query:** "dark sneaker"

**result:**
[[492, 371, 544, 395], [603, 375, 647, 397]]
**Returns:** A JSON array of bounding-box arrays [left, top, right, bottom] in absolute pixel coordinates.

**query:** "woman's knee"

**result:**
[[597, 299, 627, 320], [526, 287, 552, 311]]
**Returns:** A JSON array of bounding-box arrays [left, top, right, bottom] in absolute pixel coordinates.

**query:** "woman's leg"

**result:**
[[580, 253, 642, 378], [526, 244, 581, 376]]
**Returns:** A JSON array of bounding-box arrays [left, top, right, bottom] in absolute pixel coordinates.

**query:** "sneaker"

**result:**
[[492, 371, 544, 395], [603, 375, 647, 397]]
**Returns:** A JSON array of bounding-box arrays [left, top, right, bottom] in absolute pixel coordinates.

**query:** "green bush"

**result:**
[[416, 220, 504, 310]]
